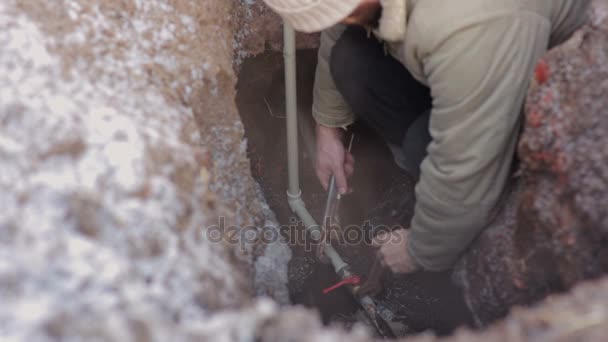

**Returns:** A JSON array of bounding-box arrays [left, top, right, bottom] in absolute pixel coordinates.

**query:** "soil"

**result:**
[[236, 49, 474, 337]]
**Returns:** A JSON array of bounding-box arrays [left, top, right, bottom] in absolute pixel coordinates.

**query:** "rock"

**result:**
[[454, 0, 608, 326], [517, 0, 608, 289], [453, 181, 548, 327]]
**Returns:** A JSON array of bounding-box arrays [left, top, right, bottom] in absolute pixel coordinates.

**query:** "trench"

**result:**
[[236, 49, 474, 337]]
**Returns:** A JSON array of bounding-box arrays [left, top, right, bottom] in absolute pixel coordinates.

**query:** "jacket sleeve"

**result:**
[[407, 13, 552, 270], [312, 25, 355, 128]]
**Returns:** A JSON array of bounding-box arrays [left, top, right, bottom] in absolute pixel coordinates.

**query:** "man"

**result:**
[[263, 0, 590, 274]]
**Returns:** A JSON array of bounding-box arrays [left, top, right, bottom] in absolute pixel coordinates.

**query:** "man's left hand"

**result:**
[[373, 229, 420, 274]]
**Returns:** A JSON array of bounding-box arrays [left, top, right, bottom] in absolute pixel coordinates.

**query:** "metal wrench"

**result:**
[[316, 133, 355, 263]]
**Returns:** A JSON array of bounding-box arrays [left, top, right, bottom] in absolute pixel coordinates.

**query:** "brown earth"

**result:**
[[2, 0, 608, 340]]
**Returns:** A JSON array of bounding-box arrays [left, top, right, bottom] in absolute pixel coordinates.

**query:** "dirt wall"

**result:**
[[0, 0, 290, 339]]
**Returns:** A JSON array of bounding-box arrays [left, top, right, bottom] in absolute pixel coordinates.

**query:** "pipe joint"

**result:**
[[287, 189, 302, 200], [286, 189, 303, 213]]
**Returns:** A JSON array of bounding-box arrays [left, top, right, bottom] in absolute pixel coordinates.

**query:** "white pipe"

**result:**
[[283, 21, 397, 338], [283, 22, 348, 274], [284, 23, 300, 197], [287, 193, 349, 272]]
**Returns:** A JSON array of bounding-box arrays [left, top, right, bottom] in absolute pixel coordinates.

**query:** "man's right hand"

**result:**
[[314, 124, 355, 194]]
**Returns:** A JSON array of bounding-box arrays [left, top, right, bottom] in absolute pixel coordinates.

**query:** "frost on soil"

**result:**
[[0, 0, 291, 340]]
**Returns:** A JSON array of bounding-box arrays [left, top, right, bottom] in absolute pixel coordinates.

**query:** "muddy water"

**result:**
[[236, 50, 474, 337]]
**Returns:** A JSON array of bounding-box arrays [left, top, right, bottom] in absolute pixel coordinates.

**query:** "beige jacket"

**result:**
[[313, 0, 590, 270]]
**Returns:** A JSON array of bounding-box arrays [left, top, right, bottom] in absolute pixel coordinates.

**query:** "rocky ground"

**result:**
[[1, 0, 608, 341]]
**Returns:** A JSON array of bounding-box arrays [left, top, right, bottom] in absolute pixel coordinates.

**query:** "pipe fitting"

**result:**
[[287, 190, 321, 240]]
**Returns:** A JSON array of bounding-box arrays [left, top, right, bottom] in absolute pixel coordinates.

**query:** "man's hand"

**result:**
[[315, 124, 355, 194], [373, 229, 420, 274], [357, 258, 390, 297]]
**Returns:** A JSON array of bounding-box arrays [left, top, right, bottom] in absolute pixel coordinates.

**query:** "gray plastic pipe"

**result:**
[[284, 24, 299, 197], [283, 22, 397, 338], [282, 23, 396, 338], [283, 22, 347, 274]]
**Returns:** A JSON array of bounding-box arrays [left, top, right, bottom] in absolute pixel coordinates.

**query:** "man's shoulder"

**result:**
[[409, 0, 491, 52], [408, 0, 550, 51]]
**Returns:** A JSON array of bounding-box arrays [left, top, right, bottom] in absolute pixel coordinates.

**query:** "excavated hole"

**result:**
[[236, 49, 474, 337]]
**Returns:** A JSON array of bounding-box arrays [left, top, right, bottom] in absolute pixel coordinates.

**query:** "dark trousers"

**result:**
[[330, 27, 432, 177]]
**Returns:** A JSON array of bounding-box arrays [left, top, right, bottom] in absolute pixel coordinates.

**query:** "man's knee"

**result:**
[[329, 27, 380, 102]]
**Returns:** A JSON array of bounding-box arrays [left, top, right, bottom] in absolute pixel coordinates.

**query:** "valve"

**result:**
[[322, 275, 361, 294]]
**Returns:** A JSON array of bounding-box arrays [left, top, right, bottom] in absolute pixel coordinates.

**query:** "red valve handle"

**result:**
[[322, 276, 361, 294]]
